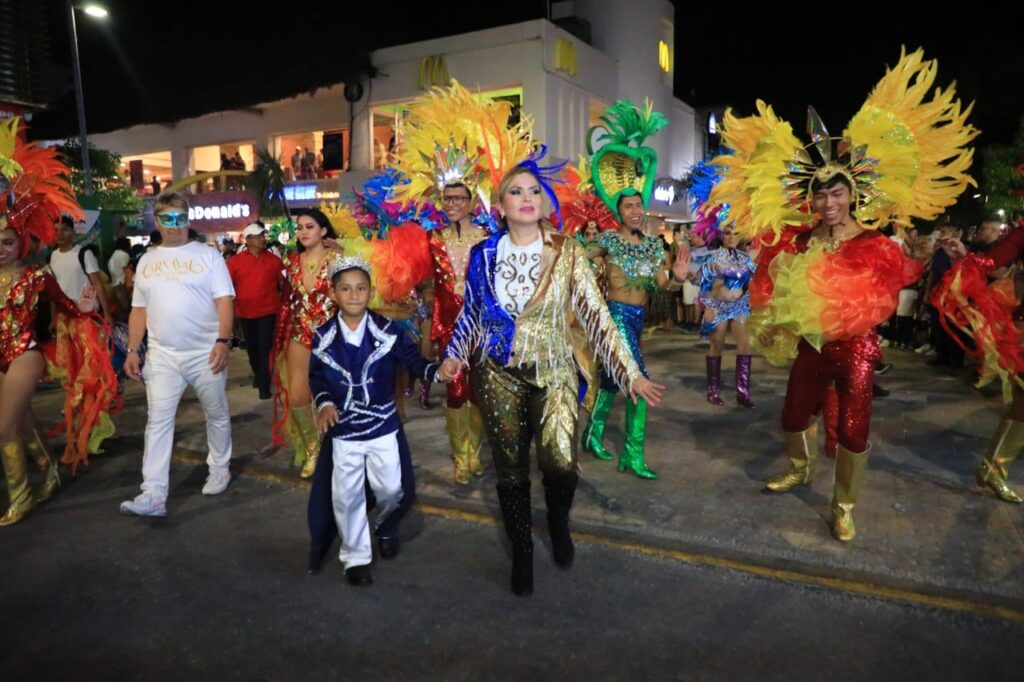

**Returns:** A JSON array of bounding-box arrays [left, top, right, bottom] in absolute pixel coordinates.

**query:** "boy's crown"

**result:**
[[326, 256, 373, 280]]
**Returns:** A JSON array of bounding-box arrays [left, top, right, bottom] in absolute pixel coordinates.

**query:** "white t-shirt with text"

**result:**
[[132, 241, 235, 352]]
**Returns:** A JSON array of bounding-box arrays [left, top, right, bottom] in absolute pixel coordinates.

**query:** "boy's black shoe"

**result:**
[[872, 384, 890, 398], [345, 565, 373, 586], [378, 536, 400, 560]]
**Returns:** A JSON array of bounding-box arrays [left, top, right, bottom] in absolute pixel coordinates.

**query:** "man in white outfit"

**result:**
[[120, 192, 236, 516]]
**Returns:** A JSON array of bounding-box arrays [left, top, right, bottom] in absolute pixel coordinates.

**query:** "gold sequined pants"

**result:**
[[471, 356, 580, 487]]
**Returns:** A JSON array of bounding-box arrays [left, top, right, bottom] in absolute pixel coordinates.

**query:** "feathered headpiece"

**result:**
[[553, 157, 617, 236], [685, 155, 729, 242], [349, 168, 409, 238], [392, 80, 534, 211], [709, 47, 979, 245], [588, 99, 668, 221], [0, 117, 84, 258]]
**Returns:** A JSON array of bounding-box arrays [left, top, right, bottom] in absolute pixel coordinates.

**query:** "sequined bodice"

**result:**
[[599, 231, 664, 290], [283, 252, 338, 347]]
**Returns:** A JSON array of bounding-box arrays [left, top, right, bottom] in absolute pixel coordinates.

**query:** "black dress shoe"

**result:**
[[345, 565, 373, 586], [259, 388, 272, 400], [378, 536, 400, 560], [872, 384, 890, 398]]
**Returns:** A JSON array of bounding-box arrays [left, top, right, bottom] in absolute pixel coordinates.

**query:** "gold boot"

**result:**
[[24, 428, 60, 503], [293, 407, 322, 479], [287, 408, 308, 469], [764, 424, 819, 493], [445, 406, 472, 485], [975, 417, 1024, 504], [830, 444, 871, 542], [466, 404, 486, 477], [1, 439, 35, 526]]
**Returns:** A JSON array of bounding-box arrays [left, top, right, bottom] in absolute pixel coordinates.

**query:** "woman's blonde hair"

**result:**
[[496, 166, 555, 231]]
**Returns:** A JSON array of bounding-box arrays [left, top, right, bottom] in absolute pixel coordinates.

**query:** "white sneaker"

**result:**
[[915, 344, 932, 354], [120, 493, 167, 517], [202, 467, 232, 495]]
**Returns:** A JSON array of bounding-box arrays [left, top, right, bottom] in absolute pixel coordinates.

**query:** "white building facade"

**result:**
[[86, 0, 701, 227]]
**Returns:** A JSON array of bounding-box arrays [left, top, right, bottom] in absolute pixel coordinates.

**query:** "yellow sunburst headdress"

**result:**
[[709, 47, 979, 245]]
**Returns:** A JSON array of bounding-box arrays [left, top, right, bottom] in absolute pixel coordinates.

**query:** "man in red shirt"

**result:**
[[228, 222, 283, 399]]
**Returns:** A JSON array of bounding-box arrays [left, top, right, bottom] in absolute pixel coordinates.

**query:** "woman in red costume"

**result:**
[[708, 48, 978, 542], [271, 208, 341, 478], [0, 118, 120, 525]]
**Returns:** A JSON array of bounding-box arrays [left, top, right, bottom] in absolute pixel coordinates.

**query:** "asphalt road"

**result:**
[[2, 452, 1021, 682]]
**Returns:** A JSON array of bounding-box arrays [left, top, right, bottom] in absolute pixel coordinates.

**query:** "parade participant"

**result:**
[[581, 100, 690, 480], [121, 192, 236, 516], [227, 222, 282, 400], [390, 81, 520, 485], [708, 48, 978, 541], [304, 193, 432, 576], [310, 256, 443, 586], [932, 226, 1024, 503], [685, 155, 755, 402], [0, 118, 119, 524], [698, 226, 756, 407], [49, 215, 115, 325], [439, 161, 666, 596], [270, 208, 342, 478]]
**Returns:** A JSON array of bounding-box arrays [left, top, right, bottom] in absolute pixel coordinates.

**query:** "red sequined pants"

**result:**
[[439, 337, 473, 409], [780, 333, 880, 454]]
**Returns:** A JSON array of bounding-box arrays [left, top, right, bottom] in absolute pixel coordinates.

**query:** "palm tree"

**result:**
[[249, 148, 290, 218]]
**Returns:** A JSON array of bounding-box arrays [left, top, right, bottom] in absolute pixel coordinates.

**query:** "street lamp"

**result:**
[[67, 1, 108, 196]]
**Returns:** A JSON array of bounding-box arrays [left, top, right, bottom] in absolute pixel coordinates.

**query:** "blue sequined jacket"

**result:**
[[310, 311, 439, 441], [443, 227, 642, 391]]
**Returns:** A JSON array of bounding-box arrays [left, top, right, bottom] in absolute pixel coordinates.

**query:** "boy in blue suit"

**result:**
[[310, 257, 444, 586]]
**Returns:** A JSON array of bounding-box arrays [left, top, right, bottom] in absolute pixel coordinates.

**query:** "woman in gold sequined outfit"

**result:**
[[271, 209, 341, 478], [438, 166, 666, 596]]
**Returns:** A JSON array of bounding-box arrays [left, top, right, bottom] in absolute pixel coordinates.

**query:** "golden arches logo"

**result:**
[[658, 41, 670, 73]]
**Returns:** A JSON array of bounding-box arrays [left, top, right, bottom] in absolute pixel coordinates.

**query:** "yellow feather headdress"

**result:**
[[391, 80, 534, 211], [709, 47, 979, 244]]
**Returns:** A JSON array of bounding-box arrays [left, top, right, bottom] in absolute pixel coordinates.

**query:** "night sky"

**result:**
[[32, 0, 1023, 147]]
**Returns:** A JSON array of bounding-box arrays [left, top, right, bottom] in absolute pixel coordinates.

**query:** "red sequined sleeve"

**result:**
[[41, 268, 86, 317]]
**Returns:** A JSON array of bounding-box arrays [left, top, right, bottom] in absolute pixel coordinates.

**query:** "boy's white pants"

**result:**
[[332, 430, 403, 568], [139, 347, 233, 500]]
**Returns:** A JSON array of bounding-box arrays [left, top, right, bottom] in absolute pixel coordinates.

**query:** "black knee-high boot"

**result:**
[[543, 475, 576, 568], [496, 481, 533, 596]]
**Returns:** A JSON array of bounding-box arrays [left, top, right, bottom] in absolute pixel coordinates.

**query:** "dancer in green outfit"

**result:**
[[583, 100, 690, 479]]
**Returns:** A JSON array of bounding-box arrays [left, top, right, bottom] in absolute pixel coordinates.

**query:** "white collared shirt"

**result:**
[[339, 312, 368, 347]]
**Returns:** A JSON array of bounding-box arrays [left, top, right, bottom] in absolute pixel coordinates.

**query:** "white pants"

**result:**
[[332, 431, 403, 569], [139, 347, 232, 499]]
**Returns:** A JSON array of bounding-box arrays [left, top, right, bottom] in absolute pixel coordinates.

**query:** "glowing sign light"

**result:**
[[189, 203, 251, 221], [658, 41, 670, 73]]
